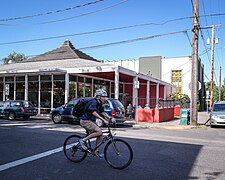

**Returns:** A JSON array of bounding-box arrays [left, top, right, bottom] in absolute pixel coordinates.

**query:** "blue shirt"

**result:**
[[80, 98, 104, 121]]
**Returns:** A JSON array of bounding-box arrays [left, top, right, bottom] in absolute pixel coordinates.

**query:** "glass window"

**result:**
[[16, 82, 25, 91], [41, 82, 52, 91], [53, 75, 65, 81], [16, 76, 25, 82], [78, 76, 84, 82], [69, 82, 76, 100], [29, 82, 39, 92], [171, 70, 182, 93], [40, 75, 51, 81], [28, 92, 38, 107], [28, 76, 38, 81], [69, 75, 77, 82], [53, 81, 65, 108], [5, 77, 14, 82]]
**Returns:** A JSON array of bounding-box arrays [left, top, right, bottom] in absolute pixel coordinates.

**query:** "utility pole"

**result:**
[[190, 0, 199, 126], [209, 25, 215, 109], [219, 66, 222, 101]]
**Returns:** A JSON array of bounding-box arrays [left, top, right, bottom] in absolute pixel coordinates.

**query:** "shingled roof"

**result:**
[[24, 40, 97, 62]]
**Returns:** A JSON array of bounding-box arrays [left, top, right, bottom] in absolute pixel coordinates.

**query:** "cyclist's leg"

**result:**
[[80, 120, 102, 143]]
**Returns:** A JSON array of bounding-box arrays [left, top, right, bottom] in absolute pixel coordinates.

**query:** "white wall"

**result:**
[[105, 59, 139, 73], [161, 56, 192, 98]]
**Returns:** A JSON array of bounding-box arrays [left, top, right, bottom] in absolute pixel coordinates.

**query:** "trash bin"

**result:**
[[180, 108, 190, 125]]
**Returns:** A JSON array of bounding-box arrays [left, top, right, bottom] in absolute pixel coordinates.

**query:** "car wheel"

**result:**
[[52, 114, 62, 124], [8, 112, 16, 120], [96, 118, 103, 127], [23, 116, 30, 120]]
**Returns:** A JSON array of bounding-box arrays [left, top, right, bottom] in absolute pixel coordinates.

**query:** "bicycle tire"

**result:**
[[63, 135, 87, 163], [104, 138, 133, 169]]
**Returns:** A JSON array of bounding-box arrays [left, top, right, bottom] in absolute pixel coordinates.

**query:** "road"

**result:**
[[0, 118, 225, 180]]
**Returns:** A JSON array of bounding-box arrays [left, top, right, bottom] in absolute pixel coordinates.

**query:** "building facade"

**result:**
[[0, 40, 174, 114], [104, 55, 206, 110]]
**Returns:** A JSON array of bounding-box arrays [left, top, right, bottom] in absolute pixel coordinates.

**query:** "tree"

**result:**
[[205, 81, 225, 102], [3, 51, 27, 64]]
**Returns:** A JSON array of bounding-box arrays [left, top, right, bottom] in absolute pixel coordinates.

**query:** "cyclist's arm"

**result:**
[[101, 112, 116, 123], [92, 111, 108, 124]]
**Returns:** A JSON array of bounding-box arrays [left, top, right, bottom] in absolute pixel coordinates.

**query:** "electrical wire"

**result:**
[[0, 0, 106, 22], [79, 30, 188, 50]]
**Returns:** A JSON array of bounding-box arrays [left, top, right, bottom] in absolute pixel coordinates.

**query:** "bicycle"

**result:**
[[63, 123, 133, 169]]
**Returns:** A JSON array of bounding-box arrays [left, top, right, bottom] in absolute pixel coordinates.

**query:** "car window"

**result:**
[[213, 104, 225, 111], [68, 99, 79, 106], [0, 101, 3, 107], [103, 100, 111, 108], [3, 101, 10, 107], [11, 101, 22, 107], [24, 101, 34, 108], [110, 99, 124, 109]]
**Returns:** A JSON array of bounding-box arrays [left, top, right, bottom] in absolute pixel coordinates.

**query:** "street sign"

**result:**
[[5, 84, 9, 96], [188, 81, 201, 90], [134, 81, 139, 89]]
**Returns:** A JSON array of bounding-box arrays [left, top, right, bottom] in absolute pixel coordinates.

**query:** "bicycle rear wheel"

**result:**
[[104, 138, 133, 169], [63, 135, 87, 163]]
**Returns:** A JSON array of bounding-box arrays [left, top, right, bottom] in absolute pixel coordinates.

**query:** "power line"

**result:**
[[79, 30, 188, 50], [0, 22, 189, 46], [0, 0, 128, 26], [0, 0, 106, 22]]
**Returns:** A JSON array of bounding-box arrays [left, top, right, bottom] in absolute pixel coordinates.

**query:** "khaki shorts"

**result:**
[[80, 120, 100, 134]]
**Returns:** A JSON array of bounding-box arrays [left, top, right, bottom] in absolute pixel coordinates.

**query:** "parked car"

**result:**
[[210, 101, 225, 127], [0, 100, 37, 120], [50, 97, 126, 126]]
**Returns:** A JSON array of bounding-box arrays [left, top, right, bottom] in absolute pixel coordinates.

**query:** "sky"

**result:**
[[0, 0, 225, 85]]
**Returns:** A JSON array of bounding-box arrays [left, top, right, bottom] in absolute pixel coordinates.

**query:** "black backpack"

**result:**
[[73, 99, 90, 117]]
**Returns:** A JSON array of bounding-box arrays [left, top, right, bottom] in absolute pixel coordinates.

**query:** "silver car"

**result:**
[[210, 101, 225, 127]]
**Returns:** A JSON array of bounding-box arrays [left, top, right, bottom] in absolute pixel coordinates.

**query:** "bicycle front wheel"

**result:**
[[104, 138, 133, 169], [63, 135, 87, 163]]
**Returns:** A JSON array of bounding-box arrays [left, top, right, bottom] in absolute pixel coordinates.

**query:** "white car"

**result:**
[[210, 101, 225, 127]]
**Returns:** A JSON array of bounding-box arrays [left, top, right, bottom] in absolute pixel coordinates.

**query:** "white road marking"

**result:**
[[0, 146, 63, 172]]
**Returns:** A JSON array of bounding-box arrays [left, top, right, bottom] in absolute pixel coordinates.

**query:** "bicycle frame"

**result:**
[[85, 125, 116, 154]]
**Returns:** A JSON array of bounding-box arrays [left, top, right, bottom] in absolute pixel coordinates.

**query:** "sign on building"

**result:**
[[134, 81, 139, 89], [5, 84, 9, 96]]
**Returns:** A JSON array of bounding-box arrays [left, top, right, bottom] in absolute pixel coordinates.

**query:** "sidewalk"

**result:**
[[126, 111, 210, 129], [30, 111, 210, 129]]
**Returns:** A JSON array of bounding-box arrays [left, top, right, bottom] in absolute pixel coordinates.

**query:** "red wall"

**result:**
[[138, 107, 174, 123]]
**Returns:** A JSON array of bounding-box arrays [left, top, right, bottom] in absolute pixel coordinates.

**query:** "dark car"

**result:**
[[50, 97, 126, 126], [0, 100, 37, 120]]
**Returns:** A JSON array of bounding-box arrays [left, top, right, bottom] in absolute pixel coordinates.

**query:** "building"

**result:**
[[104, 56, 206, 110], [0, 40, 174, 115]]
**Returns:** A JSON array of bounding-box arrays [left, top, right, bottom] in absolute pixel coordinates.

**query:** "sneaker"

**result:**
[[79, 139, 87, 151], [95, 150, 104, 158]]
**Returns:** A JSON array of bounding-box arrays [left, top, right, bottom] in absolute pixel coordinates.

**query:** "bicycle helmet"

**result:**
[[95, 89, 108, 97]]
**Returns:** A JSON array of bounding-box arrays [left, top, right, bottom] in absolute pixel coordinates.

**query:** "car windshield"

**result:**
[[212, 104, 225, 111]]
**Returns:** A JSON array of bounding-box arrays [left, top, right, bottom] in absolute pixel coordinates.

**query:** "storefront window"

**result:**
[[53, 76, 65, 108], [28, 76, 39, 107], [16, 76, 25, 100], [5, 77, 14, 100], [0, 77, 3, 100], [69, 82, 76, 100], [40, 75, 51, 113]]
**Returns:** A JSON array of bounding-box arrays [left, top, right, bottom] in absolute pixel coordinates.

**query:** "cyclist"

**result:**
[[79, 89, 116, 156]]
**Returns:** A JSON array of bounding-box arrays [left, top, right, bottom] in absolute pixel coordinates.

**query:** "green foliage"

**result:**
[[205, 81, 225, 101], [169, 92, 190, 102], [3, 51, 27, 64]]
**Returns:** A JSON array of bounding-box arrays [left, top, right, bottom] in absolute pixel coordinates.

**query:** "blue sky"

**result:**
[[0, 0, 225, 84]]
